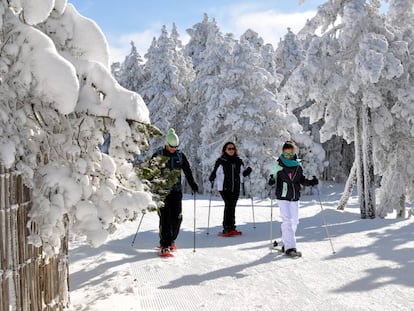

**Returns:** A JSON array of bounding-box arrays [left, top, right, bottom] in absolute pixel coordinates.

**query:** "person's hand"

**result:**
[[208, 173, 215, 183], [191, 182, 199, 193], [243, 166, 252, 177], [268, 174, 276, 186], [310, 176, 318, 186]]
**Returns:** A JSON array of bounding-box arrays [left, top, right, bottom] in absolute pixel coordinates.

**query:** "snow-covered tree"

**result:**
[[282, 0, 409, 218], [275, 28, 304, 91], [194, 28, 324, 196], [374, 0, 414, 217], [184, 13, 221, 69], [0, 1, 155, 255], [275, 28, 353, 183], [180, 14, 222, 188], [140, 25, 194, 152], [117, 41, 147, 92]]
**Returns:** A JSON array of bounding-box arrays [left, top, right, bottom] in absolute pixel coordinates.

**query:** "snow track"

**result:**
[[129, 251, 234, 310], [69, 190, 414, 311]]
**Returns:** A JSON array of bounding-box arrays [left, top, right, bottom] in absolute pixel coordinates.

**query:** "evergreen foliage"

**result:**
[[113, 2, 414, 217]]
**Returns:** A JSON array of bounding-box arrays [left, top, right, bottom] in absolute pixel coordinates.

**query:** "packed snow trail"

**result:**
[[68, 183, 414, 311]]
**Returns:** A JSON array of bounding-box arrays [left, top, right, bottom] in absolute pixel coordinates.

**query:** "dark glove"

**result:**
[[309, 176, 318, 186], [242, 166, 252, 177], [208, 173, 216, 183], [268, 174, 276, 186], [191, 182, 199, 193]]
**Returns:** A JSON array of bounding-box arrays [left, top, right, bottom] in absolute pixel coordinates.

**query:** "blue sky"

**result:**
[[67, 0, 326, 63]]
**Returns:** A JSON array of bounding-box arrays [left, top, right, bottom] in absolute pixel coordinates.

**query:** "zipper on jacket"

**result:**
[[291, 167, 299, 200]]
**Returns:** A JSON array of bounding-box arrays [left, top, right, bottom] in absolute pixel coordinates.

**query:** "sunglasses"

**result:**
[[283, 151, 295, 157], [168, 144, 178, 148], [227, 147, 236, 151]]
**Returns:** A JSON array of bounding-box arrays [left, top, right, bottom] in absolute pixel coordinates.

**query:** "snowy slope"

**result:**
[[68, 182, 414, 311]]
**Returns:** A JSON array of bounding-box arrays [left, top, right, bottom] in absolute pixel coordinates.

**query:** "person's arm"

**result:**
[[298, 167, 318, 186], [209, 159, 220, 183], [240, 159, 252, 178], [216, 165, 224, 191], [181, 153, 198, 192]]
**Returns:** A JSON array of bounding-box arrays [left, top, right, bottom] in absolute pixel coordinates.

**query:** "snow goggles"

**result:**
[[283, 152, 295, 157]]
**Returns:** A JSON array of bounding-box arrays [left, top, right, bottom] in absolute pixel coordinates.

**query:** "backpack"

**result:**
[[156, 147, 183, 169]]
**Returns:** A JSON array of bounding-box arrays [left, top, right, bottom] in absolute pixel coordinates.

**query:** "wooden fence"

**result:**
[[0, 163, 69, 311]]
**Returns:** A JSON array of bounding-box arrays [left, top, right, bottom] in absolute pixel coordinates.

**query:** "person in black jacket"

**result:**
[[209, 142, 252, 236], [268, 141, 318, 257], [152, 129, 198, 256]]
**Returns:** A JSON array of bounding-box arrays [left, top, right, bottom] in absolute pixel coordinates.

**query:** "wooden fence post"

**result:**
[[0, 163, 69, 311]]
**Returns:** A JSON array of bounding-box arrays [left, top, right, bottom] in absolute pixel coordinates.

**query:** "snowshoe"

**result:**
[[169, 241, 177, 252], [285, 248, 302, 258], [219, 229, 242, 237], [229, 229, 242, 236], [157, 241, 177, 251], [218, 231, 233, 237], [159, 248, 174, 257]]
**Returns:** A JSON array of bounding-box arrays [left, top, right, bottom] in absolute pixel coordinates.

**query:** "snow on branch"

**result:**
[[0, 1, 155, 255]]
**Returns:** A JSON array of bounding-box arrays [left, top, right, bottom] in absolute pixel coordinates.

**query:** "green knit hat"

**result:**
[[165, 128, 179, 147]]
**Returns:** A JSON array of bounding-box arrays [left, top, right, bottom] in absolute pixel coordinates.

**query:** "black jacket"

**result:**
[[210, 154, 244, 193], [270, 158, 313, 201]]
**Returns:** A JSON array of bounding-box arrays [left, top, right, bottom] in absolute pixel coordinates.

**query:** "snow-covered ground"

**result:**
[[68, 182, 414, 311]]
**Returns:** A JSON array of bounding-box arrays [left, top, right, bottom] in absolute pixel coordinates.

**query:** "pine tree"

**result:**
[[375, 0, 414, 217], [180, 14, 222, 189], [282, 0, 408, 218], [197, 28, 323, 197], [118, 41, 147, 92], [0, 2, 155, 250], [140, 25, 194, 154]]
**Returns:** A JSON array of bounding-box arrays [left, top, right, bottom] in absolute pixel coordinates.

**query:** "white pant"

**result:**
[[278, 200, 299, 250]]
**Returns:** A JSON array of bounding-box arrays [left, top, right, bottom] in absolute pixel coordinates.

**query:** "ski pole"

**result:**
[[248, 176, 256, 229], [270, 198, 273, 252], [193, 192, 197, 252], [207, 181, 214, 235], [131, 211, 146, 247], [316, 186, 336, 254]]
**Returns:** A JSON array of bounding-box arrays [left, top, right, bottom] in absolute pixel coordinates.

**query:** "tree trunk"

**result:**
[[361, 105, 376, 218], [355, 111, 366, 218], [337, 161, 357, 210], [397, 194, 405, 218]]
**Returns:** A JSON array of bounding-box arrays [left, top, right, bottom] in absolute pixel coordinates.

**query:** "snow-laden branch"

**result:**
[[0, 1, 155, 256]]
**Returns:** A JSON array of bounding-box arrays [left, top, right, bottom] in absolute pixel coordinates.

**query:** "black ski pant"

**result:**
[[219, 190, 239, 232], [158, 190, 183, 248]]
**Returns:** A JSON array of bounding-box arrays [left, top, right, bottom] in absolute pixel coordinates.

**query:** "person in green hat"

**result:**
[[152, 128, 198, 257]]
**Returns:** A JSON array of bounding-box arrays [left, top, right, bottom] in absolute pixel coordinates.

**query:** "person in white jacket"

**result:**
[[209, 142, 252, 236]]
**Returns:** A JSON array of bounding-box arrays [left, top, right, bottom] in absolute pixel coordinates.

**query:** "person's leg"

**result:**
[[159, 193, 174, 248], [291, 201, 299, 241], [220, 191, 232, 232], [170, 191, 183, 244], [278, 200, 299, 250], [228, 192, 239, 230]]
